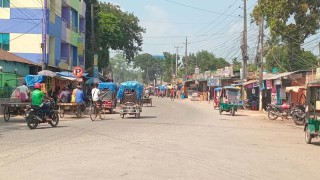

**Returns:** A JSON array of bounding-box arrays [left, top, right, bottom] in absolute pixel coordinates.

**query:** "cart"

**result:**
[[142, 97, 152, 107], [98, 82, 117, 114], [1, 102, 31, 121], [57, 102, 85, 118], [219, 86, 240, 116], [213, 87, 222, 109], [304, 80, 320, 144], [117, 81, 143, 118]]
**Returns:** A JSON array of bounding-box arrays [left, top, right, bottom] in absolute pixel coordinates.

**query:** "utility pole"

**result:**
[[185, 37, 188, 80], [242, 0, 248, 80], [42, 0, 48, 70], [259, 16, 264, 112], [91, 5, 95, 52], [174, 45, 183, 78]]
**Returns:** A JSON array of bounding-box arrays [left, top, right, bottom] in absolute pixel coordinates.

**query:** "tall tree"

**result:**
[[252, 0, 320, 70], [133, 53, 163, 84], [84, 2, 145, 73]]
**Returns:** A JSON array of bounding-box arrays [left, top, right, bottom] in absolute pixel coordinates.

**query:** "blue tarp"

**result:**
[[56, 71, 88, 78], [214, 87, 222, 91], [117, 81, 144, 100], [159, 85, 166, 91], [24, 75, 45, 87], [98, 82, 117, 93]]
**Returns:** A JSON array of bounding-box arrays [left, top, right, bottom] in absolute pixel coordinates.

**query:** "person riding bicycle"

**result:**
[[91, 83, 101, 109], [31, 83, 53, 118]]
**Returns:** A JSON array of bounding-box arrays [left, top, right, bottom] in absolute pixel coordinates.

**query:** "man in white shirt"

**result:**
[[91, 83, 101, 107], [19, 82, 30, 102]]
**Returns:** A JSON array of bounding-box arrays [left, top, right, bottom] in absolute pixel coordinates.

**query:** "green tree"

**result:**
[[84, 2, 145, 73], [232, 58, 242, 71], [110, 54, 142, 83], [133, 53, 164, 84], [265, 45, 317, 72], [252, 0, 320, 70]]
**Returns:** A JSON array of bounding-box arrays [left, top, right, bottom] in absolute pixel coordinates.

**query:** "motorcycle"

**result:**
[[25, 99, 59, 129], [267, 102, 295, 120], [291, 104, 306, 125]]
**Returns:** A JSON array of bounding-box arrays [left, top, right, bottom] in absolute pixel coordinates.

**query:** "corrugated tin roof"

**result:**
[[263, 72, 295, 80], [242, 79, 258, 86], [0, 49, 39, 66]]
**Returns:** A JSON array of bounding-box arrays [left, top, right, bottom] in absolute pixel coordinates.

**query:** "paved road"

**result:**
[[0, 98, 320, 180]]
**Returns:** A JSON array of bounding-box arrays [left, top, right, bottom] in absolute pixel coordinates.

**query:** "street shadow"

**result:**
[[125, 116, 157, 119], [220, 114, 248, 117], [36, 125, 69, 130], [142, 106, 155, 108], [310, 142, 320, 146]]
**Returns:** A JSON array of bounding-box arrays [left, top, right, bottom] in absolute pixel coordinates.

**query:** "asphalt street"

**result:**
[[0, 97, 320, 180]]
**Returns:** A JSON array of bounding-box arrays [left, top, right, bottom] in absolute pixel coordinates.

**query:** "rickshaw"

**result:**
[[98, 82, 117, 114], [142, 88, 152, 107], [304, 80, 320, 144], [117, 81, 143, 118], [219, 86, 240, 116], [213, 87, 222, 109]]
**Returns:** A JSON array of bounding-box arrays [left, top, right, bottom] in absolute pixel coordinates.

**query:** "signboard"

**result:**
[[266, 80, 272, 89], [205, 71, 211, 79], [207, 77, 221, 87], [72, 66, 83, 78], [195, 67, 200, 74], [316, 68, 320, 79]]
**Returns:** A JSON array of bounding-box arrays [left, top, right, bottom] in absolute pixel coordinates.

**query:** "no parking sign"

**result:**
[[72, 66, 83, 78]]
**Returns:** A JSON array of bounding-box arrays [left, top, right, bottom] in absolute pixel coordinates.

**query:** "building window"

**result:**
[[0, 0, 10, 8], [0, 33, 10, 51], [70, 8, 78, 32]]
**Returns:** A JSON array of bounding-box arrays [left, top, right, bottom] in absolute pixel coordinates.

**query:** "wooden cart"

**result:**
[[57, 102, 85, 118], [1, 102, 31, 122]]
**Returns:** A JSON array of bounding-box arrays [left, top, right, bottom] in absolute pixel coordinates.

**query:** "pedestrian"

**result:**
[[18, 82, 30, 102], [71, 86, 78, 103], [207, 90, 211, 103], [176, 90, 181, 100], [170, 88, 174, 101], [59, 87, 71, 103]]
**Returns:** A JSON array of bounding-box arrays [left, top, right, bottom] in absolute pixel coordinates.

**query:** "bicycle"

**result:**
[[89, 101, 106, 121]]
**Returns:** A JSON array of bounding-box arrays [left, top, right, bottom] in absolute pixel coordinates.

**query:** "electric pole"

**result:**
[[242, 0, 248, 80], [259, 16, 264, 112], [42, 0, 48, 70], [185, 37, 188, 80], [174, 45, 183, 78]]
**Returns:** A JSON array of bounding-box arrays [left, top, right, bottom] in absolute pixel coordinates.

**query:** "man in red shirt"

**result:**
[[170, 88, 174, 101]]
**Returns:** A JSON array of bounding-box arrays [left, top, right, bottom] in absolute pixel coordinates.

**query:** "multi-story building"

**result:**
[[0, 0, 86, 70]]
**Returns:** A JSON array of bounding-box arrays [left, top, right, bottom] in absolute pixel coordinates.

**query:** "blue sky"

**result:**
[[102, 0, 319, 62]]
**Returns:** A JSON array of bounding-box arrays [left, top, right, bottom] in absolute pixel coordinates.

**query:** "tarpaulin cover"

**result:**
[[56, 71, 88, 78], [117, 81, 144, 100], [214, 87, 222, 91], [24, 75, 45, 87], [159, 85, 166, 91], [98, 82, 117, 93]]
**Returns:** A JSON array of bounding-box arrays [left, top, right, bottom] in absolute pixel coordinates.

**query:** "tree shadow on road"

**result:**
[[310, 142, 320, 146], [125, 116, 157, 119]]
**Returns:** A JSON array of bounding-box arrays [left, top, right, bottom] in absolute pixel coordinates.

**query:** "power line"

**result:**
[[162, 0, 239, 17]]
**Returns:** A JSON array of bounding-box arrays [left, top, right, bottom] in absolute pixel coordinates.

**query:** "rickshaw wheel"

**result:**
[[305, 127, 312, 144], [75, 105, 82, 118], [109, 109, 114, 114], [89, 106, 97, 121], [219, 108, 222, 115], [3, 107, 10, 122], [121, 114, 124, 119]]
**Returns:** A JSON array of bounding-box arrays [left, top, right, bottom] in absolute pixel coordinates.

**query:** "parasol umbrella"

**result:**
[[85, 77, 102, 84], [38, 70, 56, 77]]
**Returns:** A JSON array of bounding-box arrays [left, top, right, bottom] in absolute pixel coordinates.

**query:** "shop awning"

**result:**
[[285, 86, 305, 93], [55, 76, 77, 81], [242, 80, 257, 86]]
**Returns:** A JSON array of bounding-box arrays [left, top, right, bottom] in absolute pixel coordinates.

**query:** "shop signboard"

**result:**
[[195, 67, 200, 74], [316, 68, 320, 79], [207, 77, 221, 87]]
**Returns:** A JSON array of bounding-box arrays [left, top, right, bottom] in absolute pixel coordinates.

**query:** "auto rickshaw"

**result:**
[[117, 81, 143, 118], [219, 86, 240, 116], [304, 80, 320, 144], [213, 87, 222, 109], [98, 82, 117, 114]]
